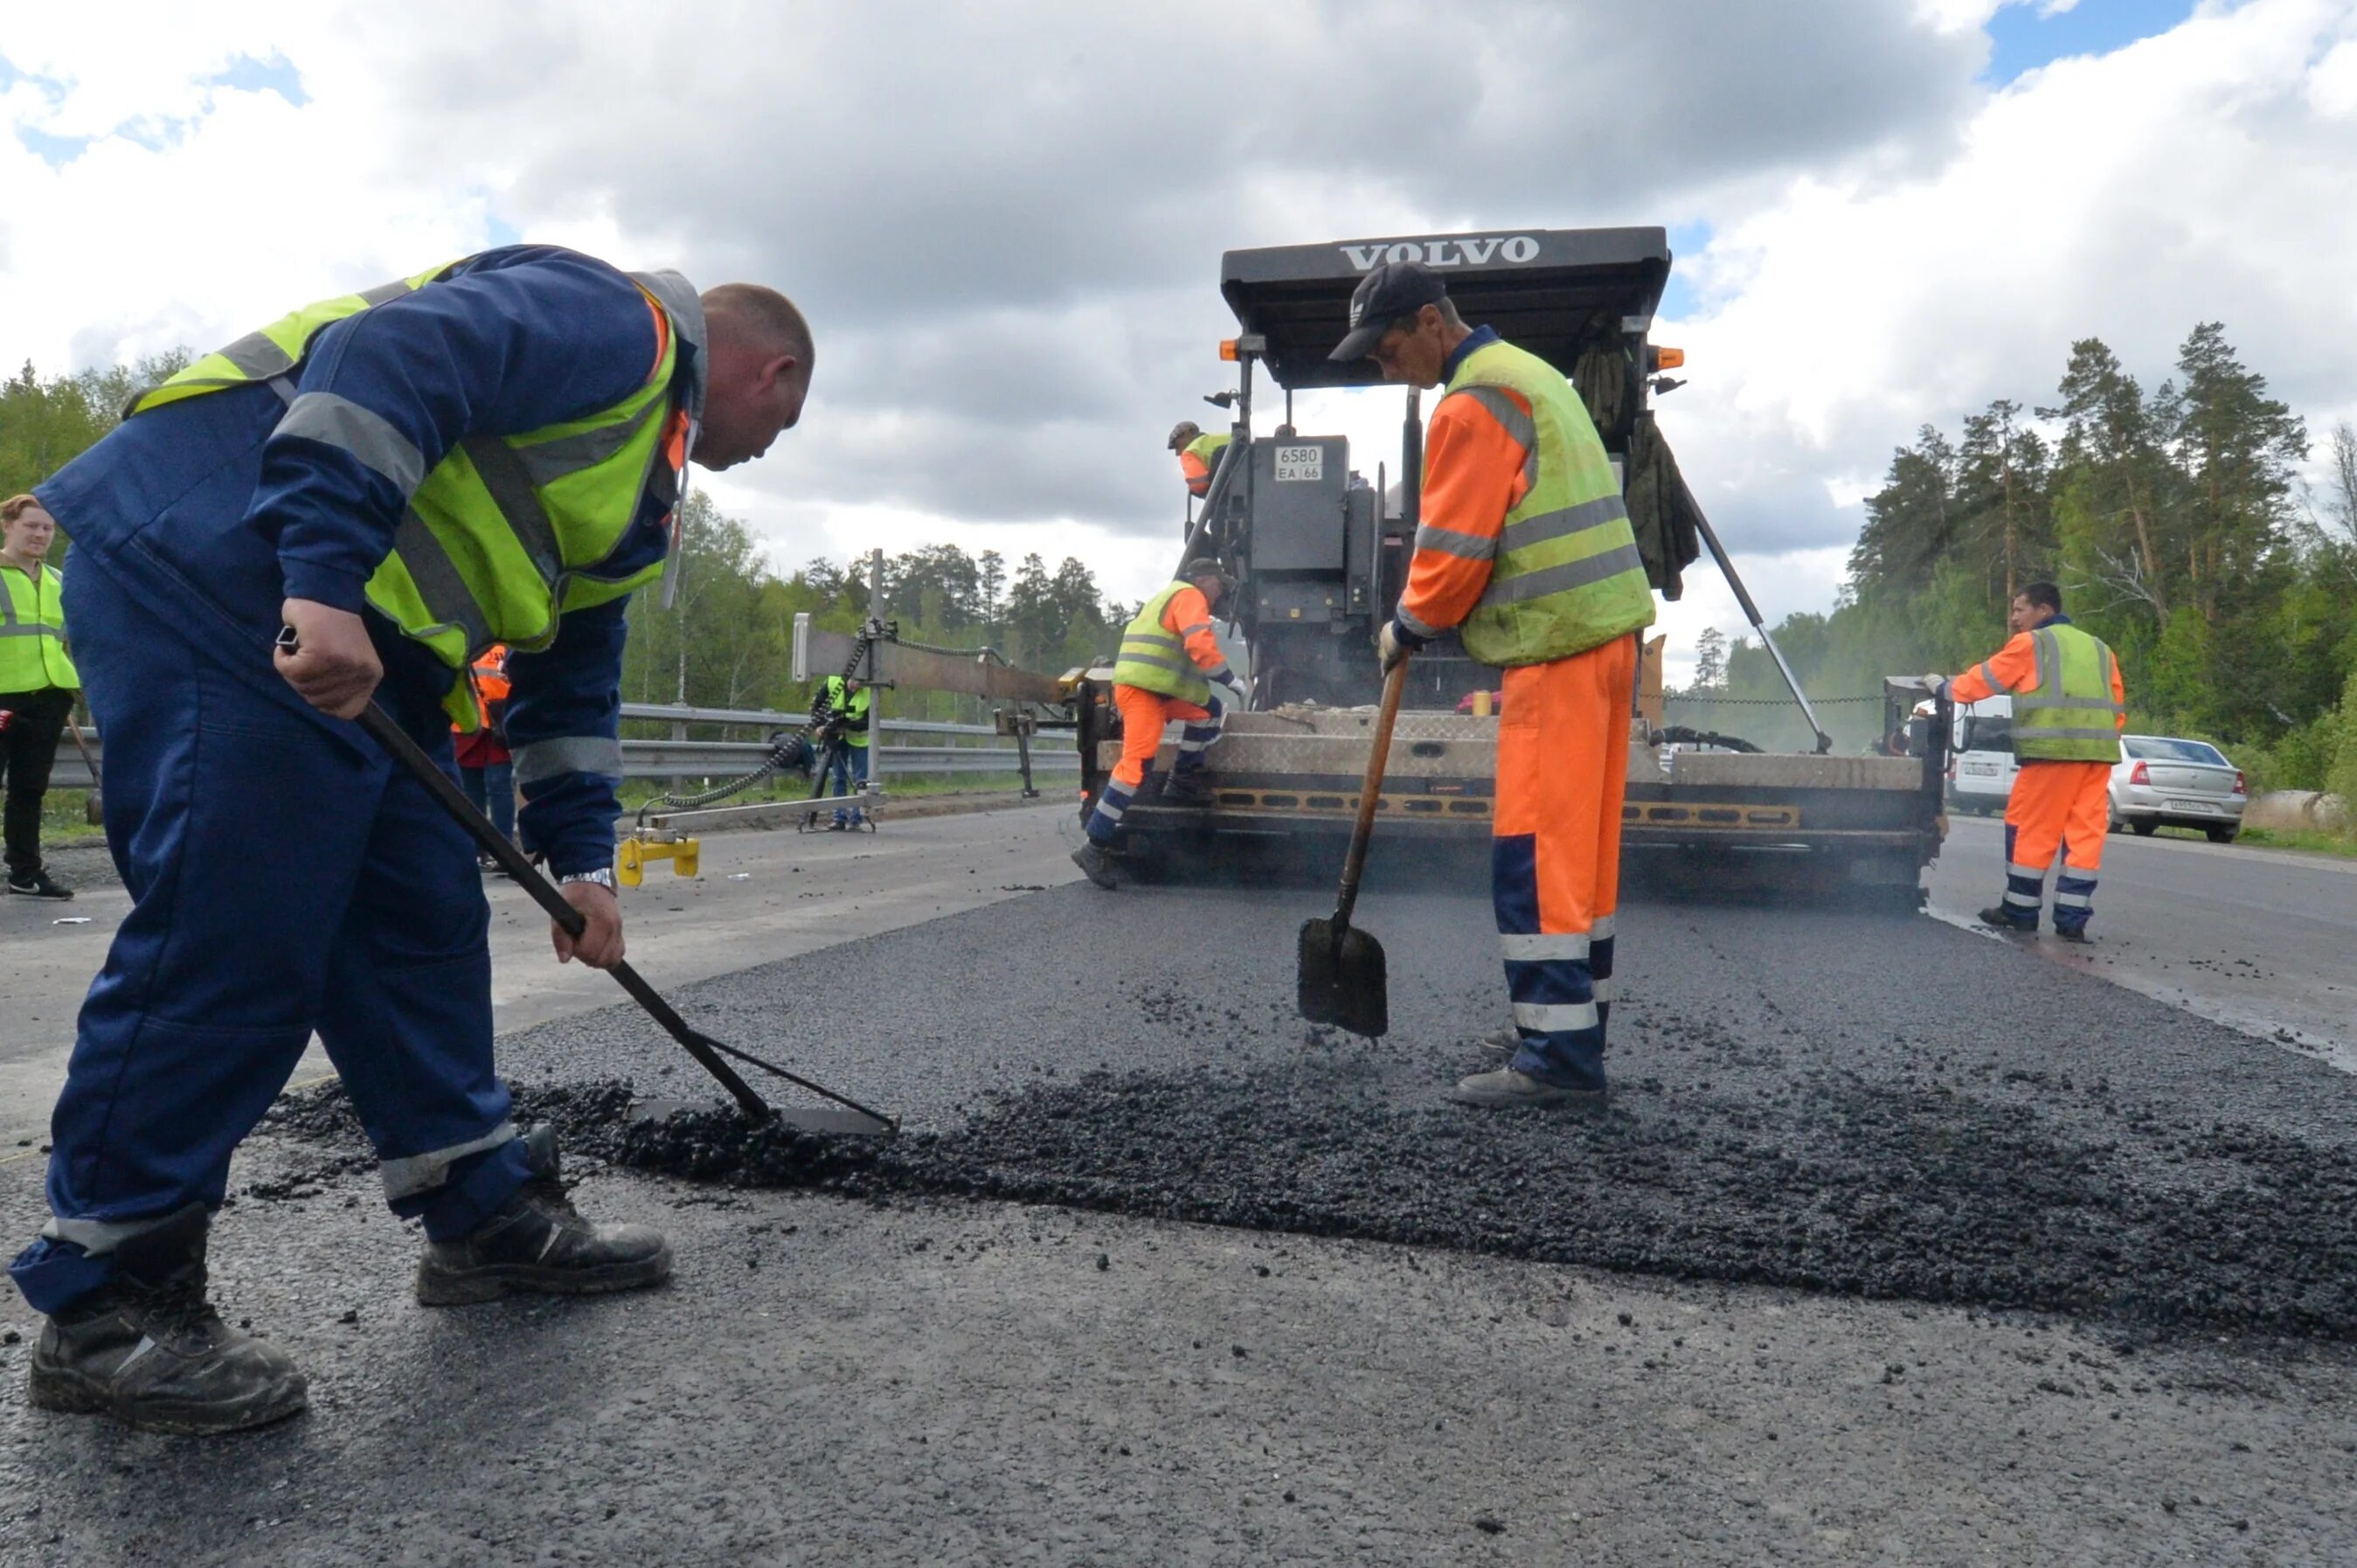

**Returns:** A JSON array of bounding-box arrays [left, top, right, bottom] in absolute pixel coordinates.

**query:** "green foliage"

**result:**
[[0, 354, 192, 504], [1725, 323, 2352, 782], [2331, 668, 2357, 808], [619, 496, 1122, 731]]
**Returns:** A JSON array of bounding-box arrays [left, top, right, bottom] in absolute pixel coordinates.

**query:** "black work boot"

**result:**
[[1158, 773, 1215, 807], [27, 1205, 308, 1436], [1070, 842, 1120, 890], [1977, 905, 2035, 934], [415, 1127, 672, 1307]]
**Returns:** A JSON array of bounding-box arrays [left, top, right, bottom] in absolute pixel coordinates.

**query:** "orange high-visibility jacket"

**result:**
[[1948, 625, 2125, 726], [1162, 584, 1225, 669], [468, 643, 512, 731], [1397, 388, 1533, 635]]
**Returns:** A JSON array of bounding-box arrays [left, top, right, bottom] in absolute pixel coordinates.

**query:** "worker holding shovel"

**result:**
[[12, 247, 814, 1436], [1333, 261, 1655, 1110]]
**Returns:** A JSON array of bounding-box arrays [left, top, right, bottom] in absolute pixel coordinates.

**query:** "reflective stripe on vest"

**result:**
[[1113, 582, 1212, 705], [124, 258, 702, 725], [823, 676, 872, 747], [1440, 339, 1655, 667], [470, 646, 512, 704], [0, 562, 80, 691], [2012, 623, 2124, 762]]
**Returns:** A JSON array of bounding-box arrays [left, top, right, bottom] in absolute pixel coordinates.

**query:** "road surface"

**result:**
[[1930, 814, 2357, 1070], [1, 806, 2352, 1566]]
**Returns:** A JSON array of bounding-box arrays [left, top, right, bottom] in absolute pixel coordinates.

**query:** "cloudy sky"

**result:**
[[4, 0, 2354, 680]]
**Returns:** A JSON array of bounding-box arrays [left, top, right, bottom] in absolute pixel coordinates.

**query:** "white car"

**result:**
[[1942, 695, 2016, 815], [2110, 735, 2247, 843]]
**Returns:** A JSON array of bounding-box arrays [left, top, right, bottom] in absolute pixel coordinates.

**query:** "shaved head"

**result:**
[[701, 282, 814, 367], [695, 282, 815, 470]]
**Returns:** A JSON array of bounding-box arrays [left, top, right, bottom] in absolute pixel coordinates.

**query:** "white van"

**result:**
[[1945, 693, 2016, 815]]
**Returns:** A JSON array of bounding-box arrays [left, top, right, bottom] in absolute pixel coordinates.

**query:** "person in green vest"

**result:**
[[1071, 559, 1244, 888], [12, 246, 813, 1436], [1169, 420, 1231, 499], [1333, 260, 1656, 1111], [1927, 581, 2126, 940], [819, 672, 871, 829], [0, 494, 80, 898]]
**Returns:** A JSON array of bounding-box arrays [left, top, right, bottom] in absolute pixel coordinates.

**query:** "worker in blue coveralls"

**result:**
[[12, 247, 814, 1436]]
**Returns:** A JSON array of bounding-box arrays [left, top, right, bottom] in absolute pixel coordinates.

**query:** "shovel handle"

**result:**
[[1332, 656, 1410, 935], [65, 716, 101, 786]]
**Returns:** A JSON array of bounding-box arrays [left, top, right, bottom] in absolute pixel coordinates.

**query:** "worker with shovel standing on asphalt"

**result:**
[[12, 246, 814, 1436], [1334, 261, 1655, 1110]]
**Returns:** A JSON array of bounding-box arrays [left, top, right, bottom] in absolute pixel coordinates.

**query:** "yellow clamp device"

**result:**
[[616, 834, 700, 888]]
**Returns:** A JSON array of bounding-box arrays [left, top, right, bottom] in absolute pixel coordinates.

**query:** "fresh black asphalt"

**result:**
[[278, 874, 2357, 1344]]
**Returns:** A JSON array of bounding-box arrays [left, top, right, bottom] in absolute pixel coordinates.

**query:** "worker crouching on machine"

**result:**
[[1071, 558, 1244, 889]]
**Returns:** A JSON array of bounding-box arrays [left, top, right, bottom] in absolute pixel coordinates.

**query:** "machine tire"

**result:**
[[2205, 824, 2238, 844], [2131, 818, 2158, 836]]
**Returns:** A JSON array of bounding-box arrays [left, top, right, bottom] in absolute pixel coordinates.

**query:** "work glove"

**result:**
[[1921, 673, 1948, 699], [1216, 672, 1248, 711], [1376, 619, 1409, 674]]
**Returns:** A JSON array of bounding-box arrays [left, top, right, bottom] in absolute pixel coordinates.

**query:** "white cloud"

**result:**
[[3, 0, 2351, 683], [1653, 0, 2357, 625]]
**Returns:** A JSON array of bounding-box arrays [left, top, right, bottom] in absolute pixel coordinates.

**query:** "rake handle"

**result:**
[[1331, 656, 1410, 938], [351, 701, 774, 1122]]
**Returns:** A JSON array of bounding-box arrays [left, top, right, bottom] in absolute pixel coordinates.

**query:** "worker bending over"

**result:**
[[1335, 261, 1655, 1111], [819, 672, 870, 829], [1071, 558, 1244, 888], [15, 246, 813, 1435], [1928, 581, 2125, 940], [1168, 420, 1231, 499]]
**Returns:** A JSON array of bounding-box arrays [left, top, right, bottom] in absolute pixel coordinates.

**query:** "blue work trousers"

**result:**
[[10, 562, 530, 1315], [826, 741, 869, 822], [461, 760, 516, 842]]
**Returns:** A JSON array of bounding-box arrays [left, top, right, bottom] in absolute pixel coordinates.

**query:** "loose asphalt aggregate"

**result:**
[[272, 875, 2357, 1345]]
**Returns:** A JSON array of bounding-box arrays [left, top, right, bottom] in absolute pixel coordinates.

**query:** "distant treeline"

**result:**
[[1667, 323, 2357, 801]]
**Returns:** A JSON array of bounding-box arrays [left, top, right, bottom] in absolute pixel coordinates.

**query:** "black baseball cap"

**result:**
[[1329, 260, 1449, 361]]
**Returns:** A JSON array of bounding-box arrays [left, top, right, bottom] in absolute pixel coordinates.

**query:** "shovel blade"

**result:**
[[1296, 916, 1389, 1037]]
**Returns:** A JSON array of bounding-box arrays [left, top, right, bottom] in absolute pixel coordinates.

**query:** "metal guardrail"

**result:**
[[42, 711, 1071, 788]]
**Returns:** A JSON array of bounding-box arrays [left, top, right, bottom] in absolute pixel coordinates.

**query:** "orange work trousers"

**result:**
[[1083, 684, 1221, 845], [1492, 634, 1636, 1092], [2000, 759, 2111, 932]]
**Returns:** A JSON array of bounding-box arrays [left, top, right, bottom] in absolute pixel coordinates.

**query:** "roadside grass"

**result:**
[[38, 789, 106, 845], [2234, 825, 2357, 859]]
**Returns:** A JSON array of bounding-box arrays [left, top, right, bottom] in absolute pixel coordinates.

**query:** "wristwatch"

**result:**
[[559, 867, 617, 892]]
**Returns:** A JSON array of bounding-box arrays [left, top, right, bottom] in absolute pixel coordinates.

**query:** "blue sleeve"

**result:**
[[504, 597, 627, 878], [254, 246, 662, 610]]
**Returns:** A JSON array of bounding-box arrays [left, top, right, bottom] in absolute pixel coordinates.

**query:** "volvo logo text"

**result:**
[[1338, 236, 1541, 270]]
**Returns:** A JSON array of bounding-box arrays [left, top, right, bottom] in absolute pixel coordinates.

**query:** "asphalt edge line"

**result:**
[[1922, 906, 2356, 1075]]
